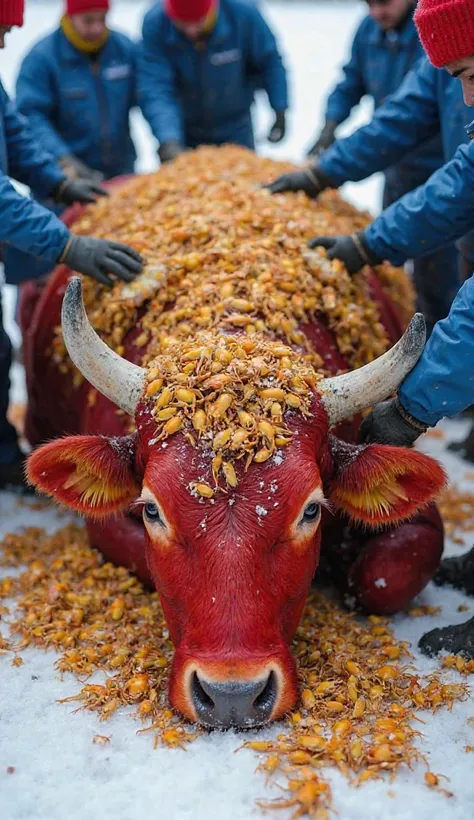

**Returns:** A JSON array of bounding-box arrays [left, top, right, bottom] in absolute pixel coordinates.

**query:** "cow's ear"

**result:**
[[327, 437, 446, 528], [27, 435, 140, 518]]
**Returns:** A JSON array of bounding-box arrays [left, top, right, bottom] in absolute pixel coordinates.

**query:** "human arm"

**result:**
[[136, 11, 184, 145], [363, 142, 474, 266], [360, 275, 474, 444], [0, 172, 142, 284], [319, 57, 440, 187]]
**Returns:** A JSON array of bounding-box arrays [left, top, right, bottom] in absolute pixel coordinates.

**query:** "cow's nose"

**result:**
[[191, 670, 278, 728]]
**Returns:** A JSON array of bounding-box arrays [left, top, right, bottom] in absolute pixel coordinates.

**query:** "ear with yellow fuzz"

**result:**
[[27, 435, 140, 517], [328, 438, 446, 527]]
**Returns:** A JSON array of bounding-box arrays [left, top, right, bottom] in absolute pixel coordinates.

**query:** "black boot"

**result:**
[[448, 421, 474, 462], [433, 546, 474, 596], [0, 455, 35, 495], [419, 616, 474, 659]]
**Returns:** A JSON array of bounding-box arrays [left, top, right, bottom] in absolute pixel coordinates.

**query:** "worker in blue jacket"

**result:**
[[269, 3, 463, 334], [307, 0, 442, 205], [321, 0, 474, 660], [16, 0, 137, 183], [0, 4, 143, 493], [137, 0, 288, 164]]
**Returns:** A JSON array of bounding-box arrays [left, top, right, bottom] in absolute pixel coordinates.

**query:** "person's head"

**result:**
[[365, 0, 413, 31], [165, 0, 217, 40], [66, 0, 109, 42], [415, 0, 474, 106], [0, 0, 24, 48]]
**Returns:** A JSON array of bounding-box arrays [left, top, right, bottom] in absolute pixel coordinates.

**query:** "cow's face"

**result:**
[[28, 399, 444, 728]]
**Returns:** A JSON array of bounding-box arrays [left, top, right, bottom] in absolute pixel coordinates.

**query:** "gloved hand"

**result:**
[[59, 155, 104, 182], [158, 140, 184, 164], [267, 111, 286, 143], [266, 165, 332, 198], [308, 231, 382, 275], [306, 120, 338, 159], [61, 236, 144, 287], [52, 178, 108, 206], [359, 397, 428, 446]]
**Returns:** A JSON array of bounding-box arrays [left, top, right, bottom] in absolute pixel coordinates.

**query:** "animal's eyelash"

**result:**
[[129, 498, 146, 513]]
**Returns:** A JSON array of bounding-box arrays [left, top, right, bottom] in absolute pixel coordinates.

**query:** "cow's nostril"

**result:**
[[190, 670, 278, 728]]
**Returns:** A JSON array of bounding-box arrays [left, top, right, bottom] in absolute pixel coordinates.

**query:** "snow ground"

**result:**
[[1, 3, 473, 820]]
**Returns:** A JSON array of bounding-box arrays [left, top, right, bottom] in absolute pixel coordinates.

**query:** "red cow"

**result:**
[[26, 270, 445, 730]]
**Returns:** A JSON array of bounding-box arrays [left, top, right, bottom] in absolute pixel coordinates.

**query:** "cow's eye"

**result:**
[[301, 502, 321, 525], [144, 502, 162, 524]]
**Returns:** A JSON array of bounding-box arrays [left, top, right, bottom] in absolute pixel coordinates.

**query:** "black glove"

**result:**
[[158, 140, 184, 164], [267, 111, 286, 143], [52, 178, 108, 206], [306, 120, 338, 159], [266, 165, 333, 198], [308, 231, 381, 275], [61, 236, 144, 287], [59, 155, 104, 182], [359, 397, 428, 447]]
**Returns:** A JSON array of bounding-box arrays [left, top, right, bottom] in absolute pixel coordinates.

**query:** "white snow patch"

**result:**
[[255, 505, 268, 518], [375, 577, 387, 588]]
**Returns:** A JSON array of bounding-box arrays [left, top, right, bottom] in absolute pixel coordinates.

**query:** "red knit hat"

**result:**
[[66, 0, 109, 15], [165, 0, 214, 23], [415, 0, 474, 67], [0, 0, 24, 26]]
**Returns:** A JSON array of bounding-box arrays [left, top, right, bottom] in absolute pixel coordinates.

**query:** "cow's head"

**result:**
[[28, 279, 445, 728]]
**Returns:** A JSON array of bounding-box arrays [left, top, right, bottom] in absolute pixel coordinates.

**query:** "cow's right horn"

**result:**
[[318, 312, 426, 427], [61, 277, 146, 416]]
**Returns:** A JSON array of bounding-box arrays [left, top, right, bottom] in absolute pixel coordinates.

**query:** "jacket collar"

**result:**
[[56, 26, 113, 64]]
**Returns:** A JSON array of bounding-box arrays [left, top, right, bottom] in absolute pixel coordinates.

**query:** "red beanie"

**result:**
[[165, 0, 214, 23], [0, 0, 24, 26], [415, 0, 474, 67], [66, 0, 110, 14]]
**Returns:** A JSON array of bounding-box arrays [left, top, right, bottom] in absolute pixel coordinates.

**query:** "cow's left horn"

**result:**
[[61, 277, 146, 416], [319, 313, 426, 427]]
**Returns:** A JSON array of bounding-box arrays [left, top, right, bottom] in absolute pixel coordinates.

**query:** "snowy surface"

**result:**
[[1, 3, 473, 819]]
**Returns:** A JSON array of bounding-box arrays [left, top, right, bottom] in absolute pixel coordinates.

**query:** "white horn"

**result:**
[[61, 277, 146, 416], [319, 313, 426, 427]]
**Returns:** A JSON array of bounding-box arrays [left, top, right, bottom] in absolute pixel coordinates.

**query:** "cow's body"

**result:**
[[24, 151, 445, 726]]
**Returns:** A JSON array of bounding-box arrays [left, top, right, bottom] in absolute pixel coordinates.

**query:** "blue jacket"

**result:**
[[323, 14, 443, 188], [320, 56, 474, 264], [360, 140, 474, 424], [0, 81, 70, 283], [16, 28, 137, 179], [320, 57, 470, 187], [137, 0, 288, 147], [400, 275, 474, 425]]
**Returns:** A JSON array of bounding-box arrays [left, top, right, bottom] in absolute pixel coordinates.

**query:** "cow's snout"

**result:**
[[190, 670, 278, 728]]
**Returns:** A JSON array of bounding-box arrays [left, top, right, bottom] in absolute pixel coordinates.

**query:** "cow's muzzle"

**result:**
[[190, 670, 278, 728]]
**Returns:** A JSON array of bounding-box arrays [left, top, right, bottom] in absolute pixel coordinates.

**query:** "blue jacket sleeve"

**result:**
[[324, 23, 366, 125], [1, 83, 65, 198], [399, 276, 474, 425], [0, 172, 70, 266], [364, 142, 474, 266], [16, 49, 71, 160], [320, 57, 440, 187], [247, 5, 288, 112], [136, 12, 184, 144]]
